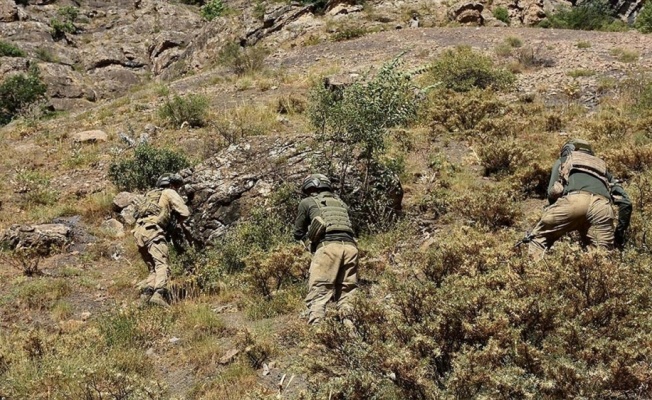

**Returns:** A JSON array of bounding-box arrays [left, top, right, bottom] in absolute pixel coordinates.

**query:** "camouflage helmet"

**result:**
[[301, 173, 332, 194], [156, 173, 183, 188], [561, 138, 593, 157]]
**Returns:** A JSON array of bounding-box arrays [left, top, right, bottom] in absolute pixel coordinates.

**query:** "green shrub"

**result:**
[[541, 0, 617, 31], [0, 67, 47, 126], [213, 208, 290, 274], [635, 5, 652, 33], [429, 46, 515, 92], [218, 43, 269, 76], [332, 26, 368, 41], [0, 41, 25, 57], [158, 93, 209, 128], [493, 6, 510, 24], [201, 0, 225, 21], [50, 6, 79, 39], [505, 36, 523, 48], [34, 47, 59, 63], [576, 40, 592, 49], [611, 47, 639, 63], [108, 143, 190, 191]]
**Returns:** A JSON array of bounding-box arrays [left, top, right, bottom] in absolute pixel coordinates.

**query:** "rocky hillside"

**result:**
[[2, 0, 652, 399], [4, 0, 646, 113]]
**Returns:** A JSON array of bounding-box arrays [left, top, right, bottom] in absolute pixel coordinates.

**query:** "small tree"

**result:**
[[108, 144, 190, 191], [0, 66, 47, 126], [309, 57, 419, 231]]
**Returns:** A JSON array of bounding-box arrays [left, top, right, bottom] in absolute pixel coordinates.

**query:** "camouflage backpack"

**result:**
[[133, 189, 163, 220]]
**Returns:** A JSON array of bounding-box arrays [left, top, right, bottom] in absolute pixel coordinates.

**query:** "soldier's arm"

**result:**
[[293, 199, 310, 241], [611, 182, 632, 248], [546, 158, 563, 204], [163, 189, 190, 218]]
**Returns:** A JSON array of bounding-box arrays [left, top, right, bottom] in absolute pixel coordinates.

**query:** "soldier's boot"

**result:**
[[149, 290, 170, 308]]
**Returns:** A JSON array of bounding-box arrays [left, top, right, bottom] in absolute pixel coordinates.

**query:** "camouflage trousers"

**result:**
[[305, 242, 358, 325], [137, 236, 169, 292], [529, 191, 615, 260]]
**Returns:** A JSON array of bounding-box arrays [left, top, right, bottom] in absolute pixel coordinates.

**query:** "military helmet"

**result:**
[[301, 173, 332, 194], [156, 173, 183, 188], [561, 138, 593, 157]]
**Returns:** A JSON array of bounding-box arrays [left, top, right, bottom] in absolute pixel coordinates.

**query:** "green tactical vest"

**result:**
[[313, 192, 354, 234]]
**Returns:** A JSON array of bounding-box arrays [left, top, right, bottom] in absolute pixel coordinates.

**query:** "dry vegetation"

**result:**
[[3, 25, 652, 399]]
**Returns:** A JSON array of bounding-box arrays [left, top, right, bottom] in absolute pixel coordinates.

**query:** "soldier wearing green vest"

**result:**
[[133, 173, 190, 307], [294, 174, 358, 325], [527, 139, 632, 259]]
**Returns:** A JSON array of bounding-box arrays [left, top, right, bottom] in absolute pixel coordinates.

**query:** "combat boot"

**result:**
[[149, 290, 170, 308]]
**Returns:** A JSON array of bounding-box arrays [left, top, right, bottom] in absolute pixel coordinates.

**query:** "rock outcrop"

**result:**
[[180, 135, 403, 245], [1, 223, 71, 255]]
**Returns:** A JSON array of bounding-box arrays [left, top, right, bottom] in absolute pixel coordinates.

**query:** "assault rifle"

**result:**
[[514, 232, 535, 248]]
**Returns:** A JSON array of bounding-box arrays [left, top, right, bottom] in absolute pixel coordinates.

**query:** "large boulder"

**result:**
[[181, 135, 403, 245], [0, 224, 71, 255]]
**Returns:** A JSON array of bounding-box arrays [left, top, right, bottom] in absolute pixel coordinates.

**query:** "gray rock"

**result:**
[[0, 224, 71, 255], [182, 134, 403, 245], [113, 192, 137, 211], [72, 130, 108, 144], [100, 219, 125, 238]]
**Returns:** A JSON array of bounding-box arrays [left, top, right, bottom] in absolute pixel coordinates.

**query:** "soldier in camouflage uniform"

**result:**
[[528, 139, 632, 260], [294, 174, 358, 325], [133, 173, 190, 307]]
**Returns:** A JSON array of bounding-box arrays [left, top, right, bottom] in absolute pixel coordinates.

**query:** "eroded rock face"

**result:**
[[1, 224, 71, 255], [181, 135, 403, 245], [449, 2, 485, 25]]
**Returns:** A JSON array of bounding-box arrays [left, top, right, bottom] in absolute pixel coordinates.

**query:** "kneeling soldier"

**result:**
[[294, 174, 358, 325], [528, 139, 631, 259]]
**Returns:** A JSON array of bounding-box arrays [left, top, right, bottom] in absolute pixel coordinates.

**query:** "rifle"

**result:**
[[514, 232, 535, 248]]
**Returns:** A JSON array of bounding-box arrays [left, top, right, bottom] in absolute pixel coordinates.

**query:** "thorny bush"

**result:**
[[301, 227, 652, 399]]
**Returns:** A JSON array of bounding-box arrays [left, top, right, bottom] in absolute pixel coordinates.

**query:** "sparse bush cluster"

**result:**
[[0, 67, 47, 126], [539, 0, 625, 31], [635, 5, 652, 33], [158, 92, 209, 128], [428, 46, 515, 92], [0, 41, 25, 57], [50, 6, 79, 40], [108, 143, 190, 191], [218, 42, 269, 76], [201, 0, 225, 21]]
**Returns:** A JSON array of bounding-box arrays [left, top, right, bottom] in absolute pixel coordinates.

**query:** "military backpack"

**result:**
[[133, 189, 163, 221]]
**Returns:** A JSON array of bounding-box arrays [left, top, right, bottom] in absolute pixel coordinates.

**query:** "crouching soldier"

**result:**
[[294, 174, 358, 325], [133, 173, 190, 307], [527, 139, 631, 259]]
